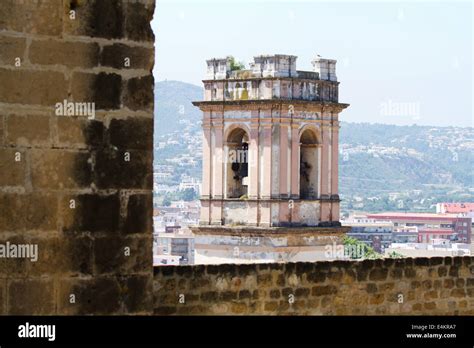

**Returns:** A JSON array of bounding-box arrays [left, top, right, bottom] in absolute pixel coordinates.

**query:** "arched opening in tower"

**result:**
[[300, 129, 319, 199], [225, 128, 249, 198]]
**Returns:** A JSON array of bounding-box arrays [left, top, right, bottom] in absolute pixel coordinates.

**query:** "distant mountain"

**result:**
[[154, 80, 202, 136], [338, 123, 474, 193], [154, 80, 474, 212]]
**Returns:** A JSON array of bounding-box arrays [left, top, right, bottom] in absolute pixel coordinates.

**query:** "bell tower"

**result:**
[[192, 54, 350, 263]]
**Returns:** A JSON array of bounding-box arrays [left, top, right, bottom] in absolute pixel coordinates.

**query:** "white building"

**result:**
[[386, 238, 471, 257]]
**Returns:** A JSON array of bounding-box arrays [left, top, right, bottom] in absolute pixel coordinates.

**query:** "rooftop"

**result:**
[[205, 54, 338, 82], [438, 202, 474, 213], [367, 212, 463, 219]]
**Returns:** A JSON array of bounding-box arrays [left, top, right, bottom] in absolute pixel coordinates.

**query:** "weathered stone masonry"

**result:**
[[154, 257, 474, 315], [0, 0, 155, 314]]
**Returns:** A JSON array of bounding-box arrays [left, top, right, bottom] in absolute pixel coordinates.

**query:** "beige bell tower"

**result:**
[[192, 54, 350, 263]]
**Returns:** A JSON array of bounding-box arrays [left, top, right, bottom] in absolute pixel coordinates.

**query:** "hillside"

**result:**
[[154, 80, 202, 136], [154, 80, 474, 213]]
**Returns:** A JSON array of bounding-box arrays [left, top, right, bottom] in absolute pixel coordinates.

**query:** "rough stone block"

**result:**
[[220, 291, 237, 301], [438, 266, 448, 277], [8, 279, 55, 315], [57, 118, 105, 148], [58, 277, 121, 315], [311, 285, 337, 296], [71, 72, 121, 110], [0, 68, 67, 105], [94, 235, 151, 274], [108, 118, 153, 150], [238, 290, 251, 299], [0, 194, 24, 231], [6, 115, 50, 147], [28, 235, 93, 276], [29, 39, 99, 68], [123, 75, 154, 111], [0, 35, 26, 65], [0, 0, 62, 35], [200, 291, 218, 302], [266, 301, 282, 312], [230, 302, 247, 314], [0, 192, 57, 231], [63, 0, 124, 39], [124, 1, 155, 42], [31, 149, 92, 189], [25, 192, 58, 230], [257, 273, 272, 287], [62, 193, 119, 233], [369, 268, 388, 281], [94, 147, 152, 189], [307, 271, 326, 283], [123, 193, 153, 234], [0, 234, 31, 276], [0, 148, 25, 186], [100, 44, 153, 70], [295, 288, 310, 297], [121, 275, 152, 313]]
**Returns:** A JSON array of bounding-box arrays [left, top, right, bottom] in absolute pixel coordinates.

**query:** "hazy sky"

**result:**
[[152, 0, 473, 127]]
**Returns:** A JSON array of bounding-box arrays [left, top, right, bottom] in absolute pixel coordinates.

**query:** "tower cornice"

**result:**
[[192, 100, 349, 113]]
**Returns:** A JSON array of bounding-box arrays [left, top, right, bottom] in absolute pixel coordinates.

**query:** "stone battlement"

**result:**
[[201, 54, 339, 103]]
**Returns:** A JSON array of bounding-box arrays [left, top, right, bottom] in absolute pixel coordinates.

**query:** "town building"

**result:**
[[191, 54, 350, 263], [343, 219, 393, 253], [154, 229, 195, 265], [436, 202, 474, 218], [366, 212, 472, 244], [392, 225, 419, 243], [435, 203, 474, 254], [178, 176, 202, 194], [153, 200, 200, 264], [153, 200, 200, 233], [386, 239, 471, 257]]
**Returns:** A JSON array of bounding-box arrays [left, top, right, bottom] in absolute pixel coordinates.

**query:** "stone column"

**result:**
[[212, 123, 224, 199], [247, 121, 259, 226], [248, 122, 259, 199], [320, 118, 331, 223], [317, 144, 322, 197], [290, 124, 300, 199], [211, 122, 224, 225], [201, 120, 212, 199], [260, 123, 272, 226], [261, 124, 272, 199], [331, 118, 340, 223], [331, 121, 339, 199], [320, 122, 330, 199], [200, 120, 212, 224], [279, 123, 290, 198]]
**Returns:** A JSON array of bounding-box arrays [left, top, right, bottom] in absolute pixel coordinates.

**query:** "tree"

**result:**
[[228, 56, 245, 71], [342, 236, 382, 259], [179, 188, 198, 201], [162, 196, 172, 206], [388, 251, 404, 259]]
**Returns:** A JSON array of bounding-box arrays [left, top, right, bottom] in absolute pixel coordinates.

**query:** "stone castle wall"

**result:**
[[0, 0, 155, 314], [154, 257, 474, 315]]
